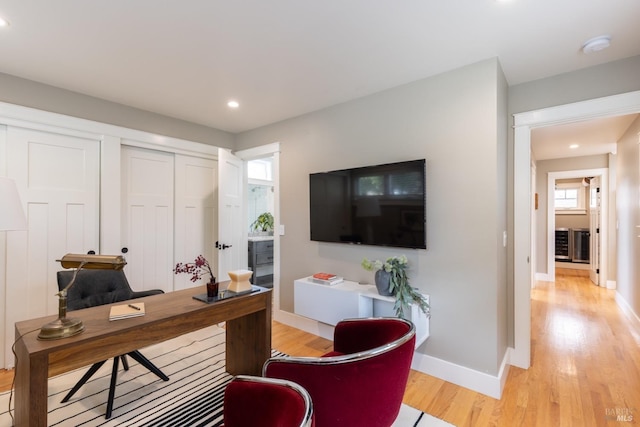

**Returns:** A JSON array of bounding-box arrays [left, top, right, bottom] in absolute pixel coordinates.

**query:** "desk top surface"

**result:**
[[15, 283, 272, 356]]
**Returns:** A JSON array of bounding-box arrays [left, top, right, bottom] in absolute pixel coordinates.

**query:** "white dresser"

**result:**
[[294, 277, 430, 347]]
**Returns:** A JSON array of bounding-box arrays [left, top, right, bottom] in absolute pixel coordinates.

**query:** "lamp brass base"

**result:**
[[38, 317, 84, 340]]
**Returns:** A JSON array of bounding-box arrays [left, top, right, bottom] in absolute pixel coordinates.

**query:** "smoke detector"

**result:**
[[582, 35, 611, 54]]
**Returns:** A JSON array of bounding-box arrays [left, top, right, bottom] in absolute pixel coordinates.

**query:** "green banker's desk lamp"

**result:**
[[38, 253, 128, 340]]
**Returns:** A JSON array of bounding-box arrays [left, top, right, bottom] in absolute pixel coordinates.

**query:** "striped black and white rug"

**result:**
[[0, 325, 452, 426]]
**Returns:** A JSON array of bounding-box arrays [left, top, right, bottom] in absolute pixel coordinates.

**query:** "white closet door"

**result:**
[[174, 155, 217, 290], [4, 126, 99, 367], [217, 149, 246, 280], [121, 145, 174, 292]]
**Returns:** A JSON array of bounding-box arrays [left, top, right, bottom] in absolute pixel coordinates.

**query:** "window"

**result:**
[[555, 183, 586, 214]]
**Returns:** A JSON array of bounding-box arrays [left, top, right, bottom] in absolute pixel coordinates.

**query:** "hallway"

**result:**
[[504, 268, 639, 425]]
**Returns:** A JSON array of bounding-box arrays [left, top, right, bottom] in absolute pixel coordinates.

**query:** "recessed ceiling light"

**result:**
[[0, 16, 10, 27], [227, 100, 239, 109], [569, 144, 579, 149], [582, 35, 611, 54]]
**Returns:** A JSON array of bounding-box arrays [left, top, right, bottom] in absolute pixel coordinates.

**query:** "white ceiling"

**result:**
[[0, 1, 639, 139], [531, 113, 639, 160]]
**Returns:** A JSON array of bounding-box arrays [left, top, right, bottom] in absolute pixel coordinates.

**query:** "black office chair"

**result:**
[[57, 269, 170, 419]]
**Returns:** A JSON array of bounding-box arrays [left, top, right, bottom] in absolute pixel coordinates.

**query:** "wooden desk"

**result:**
[[13, 284, 272, 427]]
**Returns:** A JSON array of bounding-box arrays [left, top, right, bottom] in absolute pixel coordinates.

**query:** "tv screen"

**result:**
[[310, 159, 426, 249]]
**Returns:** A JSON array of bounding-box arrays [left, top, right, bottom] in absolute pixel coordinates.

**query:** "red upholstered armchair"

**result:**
[[263, 317, 415, 427], [222, 375, 314, 427]]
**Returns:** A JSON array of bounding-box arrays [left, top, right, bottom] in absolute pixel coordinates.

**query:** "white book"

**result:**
[[310, 276, 344, 286]]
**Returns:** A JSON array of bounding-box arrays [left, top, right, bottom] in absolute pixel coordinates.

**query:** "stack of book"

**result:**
[[310, 272, 343, 286]]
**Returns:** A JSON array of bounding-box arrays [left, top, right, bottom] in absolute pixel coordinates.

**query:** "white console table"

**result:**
[[294, 277, 429, 347]]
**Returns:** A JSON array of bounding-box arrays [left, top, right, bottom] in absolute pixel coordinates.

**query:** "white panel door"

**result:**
[[121, 145, 174, 292], [589, 177, 601, 285], [174, 155, 217, 290], [217, 149, 246, 281], [5, 126, 99, 367]]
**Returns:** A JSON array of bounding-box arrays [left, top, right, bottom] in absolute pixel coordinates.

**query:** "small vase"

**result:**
[[374, 270, 393, 296], [206, 281, 219, 298]]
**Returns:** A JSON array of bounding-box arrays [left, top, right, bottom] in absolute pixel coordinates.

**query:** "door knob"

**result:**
[[216, 241, 232, 250]]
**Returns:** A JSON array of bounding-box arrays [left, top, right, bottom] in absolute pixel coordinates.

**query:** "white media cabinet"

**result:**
[[294, 277, 430, 347]]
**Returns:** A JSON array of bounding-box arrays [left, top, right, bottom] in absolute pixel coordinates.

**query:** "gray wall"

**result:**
[[534, 155, 608, 274], [0, 72, 234, 148], [509, 56, 640, 114], [616, 115, 640, 317], [236, 58, 509, 375]]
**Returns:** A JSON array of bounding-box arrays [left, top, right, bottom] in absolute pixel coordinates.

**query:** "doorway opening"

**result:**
[[546, 168, 608, 287], [247, 157, 275, 289], [512, 90, 640, 370], [235, 142, 281, 312]]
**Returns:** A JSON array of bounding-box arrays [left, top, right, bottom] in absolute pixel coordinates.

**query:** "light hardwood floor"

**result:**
[[2, 269, 639, 426]]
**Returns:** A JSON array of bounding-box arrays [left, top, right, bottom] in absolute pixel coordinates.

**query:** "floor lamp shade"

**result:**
[[0, 177, 27, 231]]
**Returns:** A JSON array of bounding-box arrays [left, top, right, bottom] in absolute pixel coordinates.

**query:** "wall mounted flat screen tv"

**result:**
[[309, 159, 426, 249]]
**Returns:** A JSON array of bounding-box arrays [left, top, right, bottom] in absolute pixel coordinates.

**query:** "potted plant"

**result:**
[[362, 255, 429, 319], [251, 212, 274, 234]]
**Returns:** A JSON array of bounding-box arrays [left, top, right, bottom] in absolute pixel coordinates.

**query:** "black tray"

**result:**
[[192, 285, 260, 304]]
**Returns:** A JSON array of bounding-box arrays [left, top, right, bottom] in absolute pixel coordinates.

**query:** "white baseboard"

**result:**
[[274, 309, 335, 340], [615, 292, 640, 333], [535, 272, 552, 282], [275, 309, 509, 399], [555, 261, 590, 270], [410, 348, 509, 400]]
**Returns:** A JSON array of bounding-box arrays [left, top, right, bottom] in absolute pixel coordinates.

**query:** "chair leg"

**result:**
[[61, 360, 108, 403], [127, 350, 170, 381], [105, 356, 120, 419], [120, 354, 129, 371]]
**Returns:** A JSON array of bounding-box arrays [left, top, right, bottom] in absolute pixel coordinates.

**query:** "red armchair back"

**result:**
[[263, 317, 415, 427], [222, 375, 314, 427]]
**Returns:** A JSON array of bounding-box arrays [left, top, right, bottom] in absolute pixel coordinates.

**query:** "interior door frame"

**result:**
[[512, 89, 640, 370], [235, 143, 281, 313], [546, 168, 608, 285]]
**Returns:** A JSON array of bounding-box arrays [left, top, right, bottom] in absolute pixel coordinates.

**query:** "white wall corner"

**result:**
[[606, 280, 616, 290]]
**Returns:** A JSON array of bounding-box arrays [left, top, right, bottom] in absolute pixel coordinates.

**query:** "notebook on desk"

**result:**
[[109, 303, 145, 320]]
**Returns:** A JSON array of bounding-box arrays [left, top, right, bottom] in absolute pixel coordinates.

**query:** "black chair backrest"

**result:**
[[57, 269, 139, 310]]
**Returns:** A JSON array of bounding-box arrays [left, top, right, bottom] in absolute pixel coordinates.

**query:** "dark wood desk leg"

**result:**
[[14, 334, 48, 427], [226, 296, 272, 376]]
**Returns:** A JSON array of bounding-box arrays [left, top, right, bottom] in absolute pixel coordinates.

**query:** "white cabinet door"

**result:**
[[174, 154, 217, 290], [5, 126, 99, 367], [217, 149, 246, 280], [121, 145, 174, 292]]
